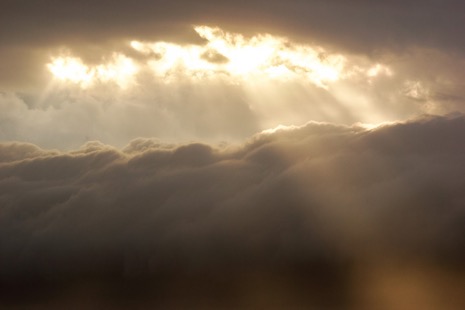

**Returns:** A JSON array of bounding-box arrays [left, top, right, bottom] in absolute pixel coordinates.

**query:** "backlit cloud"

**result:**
[[1, 115, 464, 308], [47, 54, 138, 88], [48, 26, 385, 89]]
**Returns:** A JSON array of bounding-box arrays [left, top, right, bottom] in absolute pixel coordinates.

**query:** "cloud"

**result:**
[[2, 15, 465, 149], [4, 41, 465, 151], [0, 86, 260, 149], [2, 0, 465, 54], [1, 114, 464, 308], [2, 1, 465, 98], [2, 2, 465, 307]]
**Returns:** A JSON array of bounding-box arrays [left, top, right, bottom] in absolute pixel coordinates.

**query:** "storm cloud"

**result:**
[[1, 114, 464, 309]]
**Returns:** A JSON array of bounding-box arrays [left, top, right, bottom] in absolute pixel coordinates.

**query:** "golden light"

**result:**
[[195, 26, 346, 86], [367, 64, 393, 77], [47, 54, 138, 88], [95, 54, 138, 88], [47, 57, 94, 86], [48, 26, 392, 90], [142, 42, 217, 79], [131, 26, 347, 87]]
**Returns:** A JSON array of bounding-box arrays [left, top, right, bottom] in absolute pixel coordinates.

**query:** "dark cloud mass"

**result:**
[[1, 115, 465, 309], [2, 0, 465, 53]]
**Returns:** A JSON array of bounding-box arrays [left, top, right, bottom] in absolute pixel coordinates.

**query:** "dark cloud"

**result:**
[[1, 114, 464, 308], [2, 0, 465, 53]]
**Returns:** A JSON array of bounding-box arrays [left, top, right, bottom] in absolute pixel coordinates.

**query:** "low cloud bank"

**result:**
[[1, 115, 465, 308]]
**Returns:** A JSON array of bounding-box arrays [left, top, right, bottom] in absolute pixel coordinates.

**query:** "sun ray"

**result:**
[[47, 25, 391, 90]]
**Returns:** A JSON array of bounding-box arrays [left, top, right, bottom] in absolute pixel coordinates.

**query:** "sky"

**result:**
[[1, 0, 465, 308]]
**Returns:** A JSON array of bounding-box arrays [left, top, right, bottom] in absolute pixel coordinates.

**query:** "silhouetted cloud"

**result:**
[[2, 0, 465, 53], [1, 114, 464, 308]]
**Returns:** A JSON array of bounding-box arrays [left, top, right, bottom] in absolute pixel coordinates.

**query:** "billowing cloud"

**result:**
[[1, 115, 464, 308]]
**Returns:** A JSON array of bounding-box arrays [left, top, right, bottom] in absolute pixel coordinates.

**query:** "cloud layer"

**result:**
[[1, 114, 464, 308], [2, 0, 465, 53]]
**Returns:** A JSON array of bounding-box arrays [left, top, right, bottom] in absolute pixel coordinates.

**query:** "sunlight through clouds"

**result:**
[[47, 57, 94, 86], [47, 26, 390, 89], [135, 25, 347, 87], [40, 25, 409, 137], [367, 64, 393, 78], [4, 1, 465, 308], [48, 54, 138, 88]]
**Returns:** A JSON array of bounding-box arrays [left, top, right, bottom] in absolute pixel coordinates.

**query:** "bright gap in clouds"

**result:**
[[47, 54, 138, 88], [37, 25, 408, 149], [47, 26, 389, 89]]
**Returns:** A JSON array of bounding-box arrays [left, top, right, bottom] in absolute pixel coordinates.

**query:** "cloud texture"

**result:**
[[1, 114, 464, 309], [2, 0, 465, 53]]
